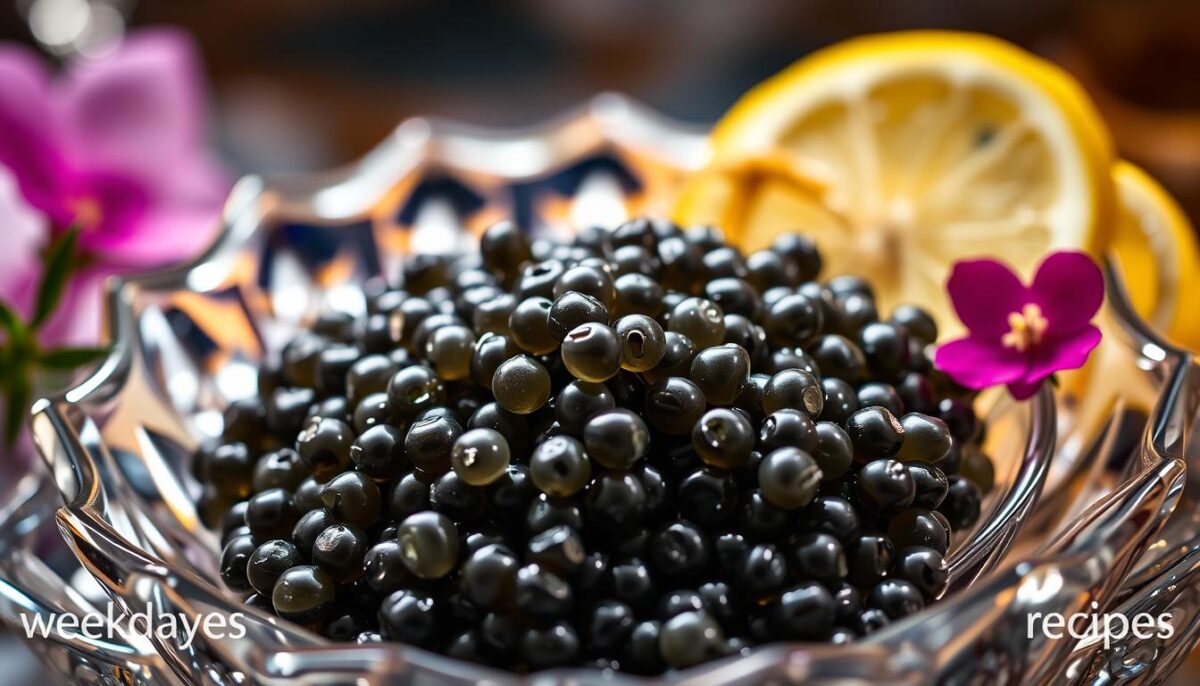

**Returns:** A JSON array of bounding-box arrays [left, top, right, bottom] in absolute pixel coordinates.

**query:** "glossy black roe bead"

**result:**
[[623, 620, 666, 675], [940, 475, 983, 529], [383, 472, 428, 521], [291, 498, 332, 552], [580, 408, 648, 470], [459, 544, 519, 610], [859, 322, 910, 380], [771, 233, 822, 282], [937, 397, 979, 443], [586, 470, 647, 528], [352, 392, 394, 434], [610, 244, 657, 278], [659, 589, 706, 621], [960, 449, 996, 494], [306, 396, 350, 426], [281, 333, 324, 388], [612, 272, 665, 319], [896, 413, 952, 464], [361, 541, 415, 597], [644, 377, 706, 435], [480, 220, 532, 277], [758, 407, 825, 455], [525, 495, 585, 537], [547, 291, 608, 342], [889, 304, 939, 344], [344, 355, 397, 405], [649, 520, 710, 579], [397, 511, 460, 579], [252, 448, 307, 494], [801, 496, 861, 542], [560, 323, 622, 382], [508, 296, 558, 355], [856, 383, 904, 418], [311, 522, 368, 582], [845, 406, 905, 462], [641, 331, 695, 385], [449, 428, 511, 486], [247, 539, 301, 596], [522, 621, 580, 669], [676, 468, 739, 527], [702, 245, 746, 279], [724, 313, 769, 364], [387, 365, 446, 418], [744, 248, 796, 290], [810, 334, 868, 383], [320, 471, 382, 527], [734, 373, 770, 425], [736, 543, 788, 602], [855, 459, 916, 517], [758, 447, 822, 510], [704, 277, 762, 319], [472, 293, 518, 336], [668, 297, 726, 350], [609, 557, 657, 611], [691, 408, 755, 469], [379, 589, 440, 646], [425, 325, 476, 382], [313, 344, 359, 396], [404, 414, 462, 475], [492, 355, 552, 415], [612, 314, 666, 373], [767, 346, 822, 377], [468, 401, 529, 454], [525, 524, 585, 576], [349, 425, 405, 481], [832, 293, 877, 338], [739, 489, 795, 541], [554, 265, 616, 308], [659, 611, 726, 669], [867, 579, 925, 619], [896, 371, 935, 415], [429, 471, 485, 522], [516, 259, 566, 301], [657, 236, 703, 292], [220, 501, 250, 539], [272, 565, 337, 623], [529, 435, 592, 498], [554, 381, 615, 435], [902, 460, 950, 508], [206, 442, 254, 497], [690, 343, 751, 406], [846, 534, 895, 589], [358, 313, 399, 355], [221, 397, 267, 447], [888, 508, 951, 554], [893, 546, 948, 600], [785, 532, 847, 584], [219, 535, 256, 592], [764, 293, 823, 347], [410, 313, 465, 356], [586, 600, 637, 653], [813, 421, 853, 481], [770, 582, 836, 640], [246, 488, 301, 540], [512, 563, 572, 621]]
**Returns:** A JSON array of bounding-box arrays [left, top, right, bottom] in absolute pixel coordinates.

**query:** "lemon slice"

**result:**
[[1109, 161, 1200, 348], [677, 31, 1115, 333]]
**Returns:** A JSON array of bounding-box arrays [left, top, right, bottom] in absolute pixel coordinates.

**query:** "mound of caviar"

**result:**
[[197, 219, 994, 673]]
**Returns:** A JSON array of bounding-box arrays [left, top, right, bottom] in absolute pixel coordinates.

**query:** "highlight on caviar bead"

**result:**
[[933, 251, 1104, 400]]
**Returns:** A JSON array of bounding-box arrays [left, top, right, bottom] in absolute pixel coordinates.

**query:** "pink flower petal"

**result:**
[[946, 259, 1030, 338], [35, 265, 112, 348], [1006, 379, 1043, 400], [100, 204, 221, 267], [1026, 325, 1102, 383], [0, 165, 48, 319], [56, 28, 211, 195], [0, 46, 68, 215], [934, 336, 1029, 389], [1030, 251, 1103, 333]]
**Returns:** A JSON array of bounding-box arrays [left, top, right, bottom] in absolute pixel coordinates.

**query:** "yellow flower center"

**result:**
[[67, 195, 103, 232], [1001, 303, 1048, 352]]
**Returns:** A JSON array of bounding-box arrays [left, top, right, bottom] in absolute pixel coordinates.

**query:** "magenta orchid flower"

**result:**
[[934, 251, 1104, 400], [0, 28, 229, 346]]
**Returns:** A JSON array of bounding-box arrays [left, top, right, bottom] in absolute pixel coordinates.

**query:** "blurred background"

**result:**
[[0, 0, 1197, 214], [1, 0, 1198, 682]]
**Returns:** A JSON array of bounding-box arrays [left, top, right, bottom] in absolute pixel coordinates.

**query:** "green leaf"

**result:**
[[0, 300, 23, 339], [39, 345, 110, 370], [4, 368, 29, 447], [32, 228, 79, 329]]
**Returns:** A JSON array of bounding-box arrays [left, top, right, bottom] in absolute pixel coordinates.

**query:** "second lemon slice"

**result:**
[[679, 31, 1116, 331]]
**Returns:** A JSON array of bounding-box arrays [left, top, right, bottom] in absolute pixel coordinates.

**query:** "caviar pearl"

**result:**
[[668, 297, 726, 350], [560, 323, 622, 382], [450, 428, 511, 486], [690, 344, 751, 406], [758, 448, 822, 510], [613, 314, 667, 372], [692, 408, 755, 469], [529, 436, 592, 497], [397, 511, 460, 579], [272, 565, 336, 623]]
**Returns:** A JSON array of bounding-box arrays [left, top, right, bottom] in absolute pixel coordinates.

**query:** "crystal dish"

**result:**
[[4, 94, 1199, 685]]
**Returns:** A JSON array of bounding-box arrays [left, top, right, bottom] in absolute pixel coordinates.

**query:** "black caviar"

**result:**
[[198, 219, 994, 673]]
